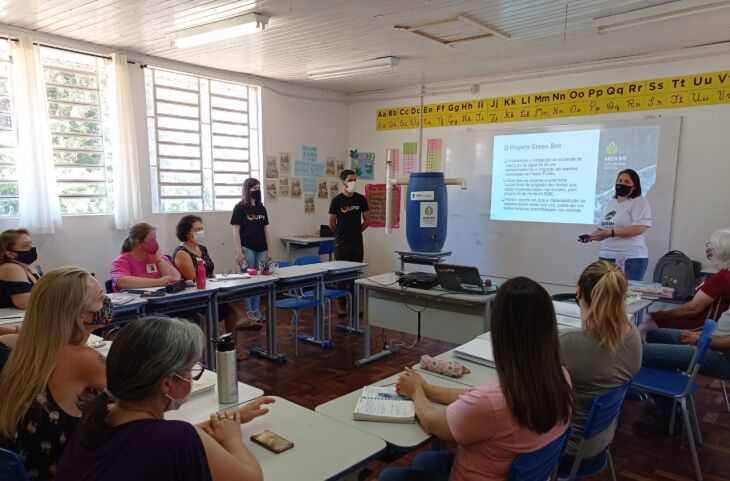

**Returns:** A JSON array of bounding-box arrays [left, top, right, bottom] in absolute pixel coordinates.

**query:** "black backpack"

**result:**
[[652, 250, 702, 300]]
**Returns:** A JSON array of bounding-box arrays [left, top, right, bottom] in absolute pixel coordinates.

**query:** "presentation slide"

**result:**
[[490, 125, 660, 225]]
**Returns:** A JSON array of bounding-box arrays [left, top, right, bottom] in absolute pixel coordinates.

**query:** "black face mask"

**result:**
[[13, 247, 38, 265], [251, 190, 262, 203], [615, 184, 632, 197]]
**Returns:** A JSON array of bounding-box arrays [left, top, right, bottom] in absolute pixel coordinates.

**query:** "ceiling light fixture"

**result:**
[[170, 12, 269, 48], [307, 57, 400, 80], [593, 0, 730, 34]]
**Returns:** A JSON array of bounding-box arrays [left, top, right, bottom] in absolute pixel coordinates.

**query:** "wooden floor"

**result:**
[[233, 312, 730, 481]]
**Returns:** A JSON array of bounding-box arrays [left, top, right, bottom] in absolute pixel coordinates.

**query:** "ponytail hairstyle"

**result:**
[[121, 223, 155, 254], [240, 178, 260, 207], [0, 267, 98, 440], [0, 228, 30, 263], [490, 277, 573, 433], [577, 261, 630, 352], [77, 316, 203, 446]]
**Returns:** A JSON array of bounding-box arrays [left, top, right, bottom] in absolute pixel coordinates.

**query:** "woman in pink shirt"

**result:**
[[382, 277, 572, 481], [111, 223, 181, 292]]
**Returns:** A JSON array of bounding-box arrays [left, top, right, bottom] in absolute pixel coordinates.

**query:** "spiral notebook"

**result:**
[[353, 386, 415, 424]]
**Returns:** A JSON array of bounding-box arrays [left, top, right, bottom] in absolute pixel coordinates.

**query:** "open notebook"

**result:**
[[454, 334, 495, 367], [353, 386, 415, 424]]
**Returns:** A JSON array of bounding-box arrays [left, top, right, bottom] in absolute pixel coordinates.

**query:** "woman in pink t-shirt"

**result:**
[[110, 223, 181, 292], [381, 277, 572, 481]]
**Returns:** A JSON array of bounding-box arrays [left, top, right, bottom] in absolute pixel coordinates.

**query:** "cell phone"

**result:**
[[250, 430, 294, 454], [578, 234, 590, 243]]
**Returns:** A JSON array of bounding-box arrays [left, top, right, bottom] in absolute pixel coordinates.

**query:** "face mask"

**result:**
[[345, 181, 356, 193], [615, 184, 632, 197], [13, 247, 38, 265], [91, 296, 114, 326], [251, 190, 262, 203], [193, 231, 205, 244], [706, 243, 716, 261], [165, 374, 191, 411], [142, 239, 159, 255]]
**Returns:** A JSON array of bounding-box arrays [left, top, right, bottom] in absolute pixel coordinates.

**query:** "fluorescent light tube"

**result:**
[[593, 0, 730, 34], [308, 57, 400, 80], [170, 12, 269, 48]]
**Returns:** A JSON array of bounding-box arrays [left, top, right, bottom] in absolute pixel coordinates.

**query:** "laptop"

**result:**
[[434, 263, 490, 294]]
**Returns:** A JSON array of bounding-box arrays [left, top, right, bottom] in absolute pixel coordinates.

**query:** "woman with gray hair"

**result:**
[[55, 316, 274, 481], [650, 228, 730, 329]]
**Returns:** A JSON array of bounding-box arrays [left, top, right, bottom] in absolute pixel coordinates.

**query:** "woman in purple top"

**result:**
[[55, 316, 274, 481]]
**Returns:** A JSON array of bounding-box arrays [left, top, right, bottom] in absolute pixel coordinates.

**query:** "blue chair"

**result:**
[[319, 240, 336, 260], [557, 382, 632, 481], [630, 319, 717, 481], [0, 447, 29, 481], [104, 279, 113, 294], [276, 261, 290, 268], [275, 296, 321, 357], [294, 255, 321, 266], [296, 255, 350, 340], [509, 427, 571, 481]]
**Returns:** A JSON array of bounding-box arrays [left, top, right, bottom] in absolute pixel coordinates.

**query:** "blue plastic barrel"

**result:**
[[406, 172, 447, 252]]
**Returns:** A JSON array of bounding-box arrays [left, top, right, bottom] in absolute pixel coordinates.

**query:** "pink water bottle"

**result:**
[[196, 259, 206, 289]]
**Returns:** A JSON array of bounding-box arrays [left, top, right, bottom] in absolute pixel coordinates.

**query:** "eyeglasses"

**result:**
[[174, 362, 205, 382]]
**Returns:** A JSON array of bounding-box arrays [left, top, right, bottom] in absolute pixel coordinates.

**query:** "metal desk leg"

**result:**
[[250, 285, 287, 364], [208, 295, 219, 370], [355, 285, 396, 366], [286, 242, 292, 263], [298, 275, 334, 349]]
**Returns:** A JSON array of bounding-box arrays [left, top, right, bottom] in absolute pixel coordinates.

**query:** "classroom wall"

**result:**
[[0, 47, 348, 281], [349, 50, 730, 282]]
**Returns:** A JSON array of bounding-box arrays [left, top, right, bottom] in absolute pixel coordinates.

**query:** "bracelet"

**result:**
[[611, 229, 615, 238]]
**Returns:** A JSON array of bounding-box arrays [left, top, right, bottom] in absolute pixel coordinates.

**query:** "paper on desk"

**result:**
[[553, 301, 581, 319], [353, 386, 415, 423]]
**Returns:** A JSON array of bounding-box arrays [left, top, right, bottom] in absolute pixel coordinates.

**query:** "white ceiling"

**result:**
[[1, 0, 730, 94]]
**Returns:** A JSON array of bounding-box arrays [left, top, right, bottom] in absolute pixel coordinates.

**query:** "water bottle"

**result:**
[[616, 257, 626, 271], [196, 259, 206, 289], [212, 334, 238, 404]]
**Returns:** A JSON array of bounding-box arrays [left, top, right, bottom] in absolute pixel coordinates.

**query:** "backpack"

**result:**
[[652, 250, 702, 300]]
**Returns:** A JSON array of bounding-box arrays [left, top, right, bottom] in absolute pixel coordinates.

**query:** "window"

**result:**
[[145, 67, 260, 213], [41, 47, 112, 214], [0, 39, 17, 216]]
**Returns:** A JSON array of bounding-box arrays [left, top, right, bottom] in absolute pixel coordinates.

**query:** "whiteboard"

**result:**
[[441, 117, 681, 285]]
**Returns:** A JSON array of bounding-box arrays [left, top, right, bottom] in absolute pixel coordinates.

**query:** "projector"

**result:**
[[397, 272, 439, 290]]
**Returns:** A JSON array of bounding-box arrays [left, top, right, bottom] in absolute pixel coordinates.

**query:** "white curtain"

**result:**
[[107, 53, 142, 230], [12, 35, 62, 233]]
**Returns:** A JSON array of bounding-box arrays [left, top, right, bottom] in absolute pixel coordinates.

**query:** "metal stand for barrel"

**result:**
[[395, 250, 452, 272]]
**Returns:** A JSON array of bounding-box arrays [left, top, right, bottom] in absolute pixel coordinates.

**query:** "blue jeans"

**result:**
[[643, 328, 730, 379], [599, 257, 648, 281], [379, 451, 454, 481], [242, 247, 268, 314]]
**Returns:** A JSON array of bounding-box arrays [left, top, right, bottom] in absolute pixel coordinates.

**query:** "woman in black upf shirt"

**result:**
[[230, 178, 270, 321]]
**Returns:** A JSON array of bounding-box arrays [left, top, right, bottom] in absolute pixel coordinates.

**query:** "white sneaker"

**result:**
[[253, 310, 264, 320], [247, 311, 261, 321]]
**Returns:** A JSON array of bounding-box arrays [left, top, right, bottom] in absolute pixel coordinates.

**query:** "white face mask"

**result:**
[[345, 181, 356, 193], [165, 374, 191, 411], [193, 230, 205, 244]]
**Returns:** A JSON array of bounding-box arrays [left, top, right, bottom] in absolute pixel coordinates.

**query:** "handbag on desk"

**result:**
[[320, 225, 334, 237]]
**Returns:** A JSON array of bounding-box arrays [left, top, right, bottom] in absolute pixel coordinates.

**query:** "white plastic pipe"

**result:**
[[384, 149, 467, 234]]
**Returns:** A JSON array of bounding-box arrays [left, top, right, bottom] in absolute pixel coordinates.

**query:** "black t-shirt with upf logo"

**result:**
[[230, 203, 269, 251], [328, 192, 369, 245]]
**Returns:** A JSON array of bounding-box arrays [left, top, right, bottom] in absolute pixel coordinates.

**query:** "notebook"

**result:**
[[353, 386, 415, 424], [190, 370, 216, 396], [107, 293, 135, 305], [210, 273, 251, 281], [453, 335, 495, 367]]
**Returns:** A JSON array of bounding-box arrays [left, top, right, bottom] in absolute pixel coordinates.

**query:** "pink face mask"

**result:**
[[142, 239, 160, 255]]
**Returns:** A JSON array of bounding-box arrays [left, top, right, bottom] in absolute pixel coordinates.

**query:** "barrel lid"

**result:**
[[409, 172, 444, 178]]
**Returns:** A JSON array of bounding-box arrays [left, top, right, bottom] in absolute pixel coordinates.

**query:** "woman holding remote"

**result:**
[[583, 169, 652, 281]]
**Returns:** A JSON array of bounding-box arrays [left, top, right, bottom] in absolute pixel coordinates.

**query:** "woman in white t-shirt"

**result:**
[[585, 169, 652, 281]]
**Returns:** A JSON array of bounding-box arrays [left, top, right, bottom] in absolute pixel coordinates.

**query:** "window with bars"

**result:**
[[144, 67, 260, 213], [0, 39, 17, 216], [41, 47, 112, 215]]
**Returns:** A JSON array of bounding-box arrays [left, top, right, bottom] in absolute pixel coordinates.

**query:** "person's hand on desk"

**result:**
[[235, 397, 275, 423], [396, 367, 427, 398], [589, 228, 611, 242], [203, 411, 246, 450], [680, 330, 701, 346], [234, 250, 244, 266], [156, 275, 171, 286]]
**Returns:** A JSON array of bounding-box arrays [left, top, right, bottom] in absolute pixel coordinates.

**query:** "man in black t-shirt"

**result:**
[[328, 169, 370, 316]]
